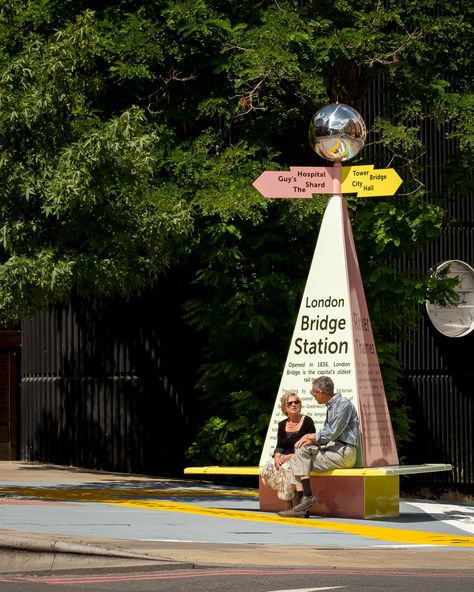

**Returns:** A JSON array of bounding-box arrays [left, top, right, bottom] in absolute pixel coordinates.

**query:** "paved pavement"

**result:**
[[0, 461, 473, 576]]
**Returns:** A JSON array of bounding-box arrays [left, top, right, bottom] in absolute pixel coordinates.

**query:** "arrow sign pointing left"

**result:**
[[252, 166, 334, 198]]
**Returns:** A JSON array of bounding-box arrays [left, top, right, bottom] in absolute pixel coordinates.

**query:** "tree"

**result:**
[[179, 0, 473, 463], [0, 1, 472, 463]]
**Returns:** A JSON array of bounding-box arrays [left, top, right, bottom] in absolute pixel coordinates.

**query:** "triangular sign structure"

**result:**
[[259, 195, 399, 467]]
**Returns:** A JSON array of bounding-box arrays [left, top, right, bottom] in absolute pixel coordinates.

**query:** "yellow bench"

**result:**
[[184, 463, 453, 519]]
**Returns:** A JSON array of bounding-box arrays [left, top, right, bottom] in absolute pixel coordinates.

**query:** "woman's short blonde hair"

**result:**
[[280, 390, 301, 416]]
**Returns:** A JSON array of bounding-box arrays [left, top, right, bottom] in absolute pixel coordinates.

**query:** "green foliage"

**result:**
[[185, 391, 270, 466], [0, 6, 194, 319], [0, 1, 472, 463]]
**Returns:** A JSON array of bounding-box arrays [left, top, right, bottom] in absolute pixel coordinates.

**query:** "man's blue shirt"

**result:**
[[316, 393, 359, 446]]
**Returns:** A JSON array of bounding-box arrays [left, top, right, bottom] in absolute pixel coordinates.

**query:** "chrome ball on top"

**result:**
[[309, 103, 366, 162]]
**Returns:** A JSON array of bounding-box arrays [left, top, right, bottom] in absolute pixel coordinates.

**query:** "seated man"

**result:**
[[279, 375, 360, 518]]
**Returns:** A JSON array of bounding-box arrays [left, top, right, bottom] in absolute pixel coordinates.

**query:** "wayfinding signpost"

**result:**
[[252, 164, 402, 199], [257, 104, 400, 468]]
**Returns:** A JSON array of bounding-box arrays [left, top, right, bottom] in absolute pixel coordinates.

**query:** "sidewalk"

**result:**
[[0, 461, 473, 575]]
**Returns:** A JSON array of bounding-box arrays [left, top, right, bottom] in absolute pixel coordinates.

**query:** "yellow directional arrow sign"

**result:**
[[341, 165, 403, 197]]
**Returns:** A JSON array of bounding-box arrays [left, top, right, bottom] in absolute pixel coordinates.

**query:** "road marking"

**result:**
[[0, 498, 76, 506], [408, 501, 474, 535], [0, 487, 257, 500], [7, 567, 474, 586], [1, 486, 474, 548], [266, 588, 345, 591], [107, 499, 474, 548]]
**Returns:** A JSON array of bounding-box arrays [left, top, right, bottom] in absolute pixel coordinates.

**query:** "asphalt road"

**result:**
[[1, 566, 474, 592]]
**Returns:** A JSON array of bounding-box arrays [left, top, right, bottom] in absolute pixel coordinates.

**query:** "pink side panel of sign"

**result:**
[[339, 197, 399, 466], [252, 167, 334, 198]]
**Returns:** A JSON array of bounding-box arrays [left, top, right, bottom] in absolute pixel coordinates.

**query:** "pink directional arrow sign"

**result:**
[[252, 166, 334, 198]]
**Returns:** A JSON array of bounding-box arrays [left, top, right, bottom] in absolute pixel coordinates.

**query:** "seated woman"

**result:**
[[261, 390, 315, 510]]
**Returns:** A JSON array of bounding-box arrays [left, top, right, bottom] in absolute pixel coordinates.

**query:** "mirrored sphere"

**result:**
[[309, 103, 366, 162]]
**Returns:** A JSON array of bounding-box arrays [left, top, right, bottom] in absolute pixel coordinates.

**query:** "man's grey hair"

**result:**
[[312, 376, 334, 395]]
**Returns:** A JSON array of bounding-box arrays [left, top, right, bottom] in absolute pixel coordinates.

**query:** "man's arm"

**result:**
[[294, 432, 316, 448]]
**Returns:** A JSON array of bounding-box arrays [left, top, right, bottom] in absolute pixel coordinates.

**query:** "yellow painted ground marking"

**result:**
[[0, 486, 257, 500], [1, 486, 473, 548], [109, 499, 474, 548], [122, 488, 258, 498]]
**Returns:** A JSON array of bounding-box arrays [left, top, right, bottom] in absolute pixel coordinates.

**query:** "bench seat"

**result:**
[[184, 463, 452, 519]]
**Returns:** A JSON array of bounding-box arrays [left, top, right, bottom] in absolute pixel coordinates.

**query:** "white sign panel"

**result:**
[[259, 195, 398, 467]]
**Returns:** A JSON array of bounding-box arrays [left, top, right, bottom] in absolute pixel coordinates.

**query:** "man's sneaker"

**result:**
[[277, 495, 318, 518], [293, 495, 318, 512], [278, 507, 310, 518]]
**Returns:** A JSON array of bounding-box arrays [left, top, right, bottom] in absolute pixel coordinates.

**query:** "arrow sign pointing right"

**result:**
[[341, 165, 403, 197]]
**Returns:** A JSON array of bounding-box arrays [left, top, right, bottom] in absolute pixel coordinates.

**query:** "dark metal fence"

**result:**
[[393, 117, 474, 493], [397, 231, 474, 493], [18, 82, 473, 490], [20, 285, 201, 476], [19, 238, 473, 489]]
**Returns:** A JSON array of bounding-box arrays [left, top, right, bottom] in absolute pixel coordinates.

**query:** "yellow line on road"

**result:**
[[110, 498, 474, 548], [0, 486, 257, 500], [1, 486, 473, 548]]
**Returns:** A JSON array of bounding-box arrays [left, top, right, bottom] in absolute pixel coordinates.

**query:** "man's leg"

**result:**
[[300, 476, 313, 498], [278, 446, 319, 517], [280, 444, 357, 517], [294, 488, 303, 504]]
